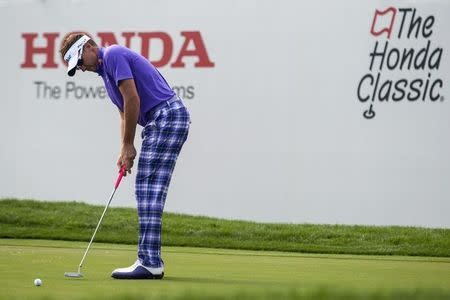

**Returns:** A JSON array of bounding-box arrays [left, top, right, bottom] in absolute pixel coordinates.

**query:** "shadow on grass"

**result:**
[[164, 276, 279, 287]]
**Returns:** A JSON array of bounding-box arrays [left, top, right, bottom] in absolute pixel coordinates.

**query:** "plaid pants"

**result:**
[[135, 97, 190, 268]]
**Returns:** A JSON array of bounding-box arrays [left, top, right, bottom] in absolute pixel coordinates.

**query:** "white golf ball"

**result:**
[[34, 278, 42, 286]]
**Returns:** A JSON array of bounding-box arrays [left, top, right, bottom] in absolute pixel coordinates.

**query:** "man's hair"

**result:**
[[59, 32, 98, 61]]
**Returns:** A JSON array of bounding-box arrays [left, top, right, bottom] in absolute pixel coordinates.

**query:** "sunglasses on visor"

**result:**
[[76, 47, 84, 69]]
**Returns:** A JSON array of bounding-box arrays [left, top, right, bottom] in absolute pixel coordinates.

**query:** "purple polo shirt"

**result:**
[[96, 46, 175, 126]]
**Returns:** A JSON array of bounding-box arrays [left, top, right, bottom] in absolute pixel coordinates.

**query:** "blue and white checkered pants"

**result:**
[[136, 97, 190, 268]]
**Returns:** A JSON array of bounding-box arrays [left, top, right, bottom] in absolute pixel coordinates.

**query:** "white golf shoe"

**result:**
[[111, 259, 164, 279]]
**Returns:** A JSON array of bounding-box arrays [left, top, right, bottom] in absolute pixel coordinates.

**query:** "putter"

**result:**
[[64, 166, 126, 278]]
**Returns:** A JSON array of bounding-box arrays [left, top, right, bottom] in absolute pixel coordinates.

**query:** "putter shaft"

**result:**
[[65, 167, 125, 278], [78, 187, 117, 272]]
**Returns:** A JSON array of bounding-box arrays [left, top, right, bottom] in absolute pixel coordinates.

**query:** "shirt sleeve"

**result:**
[[105, 46, 134, 86]]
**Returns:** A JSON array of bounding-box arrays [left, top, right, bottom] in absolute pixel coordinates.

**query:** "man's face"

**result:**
[[78, 44, 98, 72]]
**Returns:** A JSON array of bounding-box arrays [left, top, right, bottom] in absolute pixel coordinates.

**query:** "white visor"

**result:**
[[64, 35, 90, 76]]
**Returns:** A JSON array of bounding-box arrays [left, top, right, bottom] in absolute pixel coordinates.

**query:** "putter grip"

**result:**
[[115, 166, 126, 189]]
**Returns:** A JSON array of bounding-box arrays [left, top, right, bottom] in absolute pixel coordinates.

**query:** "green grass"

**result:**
[[1, 239, 449, 300], [0, 199, 449, 257]]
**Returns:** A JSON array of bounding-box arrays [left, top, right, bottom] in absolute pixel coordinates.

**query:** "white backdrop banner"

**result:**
[[1, 0, 449, 227]]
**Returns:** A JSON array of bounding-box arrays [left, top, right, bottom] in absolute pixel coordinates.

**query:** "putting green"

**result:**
[[0, 239, 449, 300]]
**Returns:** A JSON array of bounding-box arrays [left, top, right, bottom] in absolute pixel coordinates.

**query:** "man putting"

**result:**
[[60, 33, 190, 279]]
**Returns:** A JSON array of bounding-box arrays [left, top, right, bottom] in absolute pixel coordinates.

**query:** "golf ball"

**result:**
[[34, 278, 42, 286]]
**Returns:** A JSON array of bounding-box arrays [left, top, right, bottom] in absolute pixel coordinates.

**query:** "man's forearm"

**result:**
[[122, 95, 140, 145], [120, 117, 124, 142]]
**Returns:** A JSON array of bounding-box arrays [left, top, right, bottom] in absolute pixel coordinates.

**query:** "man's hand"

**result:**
[[117, 143, 137, 175]]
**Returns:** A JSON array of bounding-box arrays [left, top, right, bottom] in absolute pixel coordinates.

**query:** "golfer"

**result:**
[[60, 33, 190, 279]]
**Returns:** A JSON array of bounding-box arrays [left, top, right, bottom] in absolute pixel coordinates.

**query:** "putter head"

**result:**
[[64, 272, 83, 278]]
